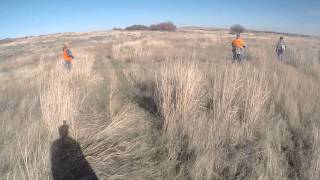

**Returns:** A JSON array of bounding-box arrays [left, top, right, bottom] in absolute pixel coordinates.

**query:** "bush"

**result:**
[[123, 22, 177, 32], [113, 27, 122, 31], [150, 22, 177, 31], [230, 24, 246, 34], [125, 25, 150, 31]]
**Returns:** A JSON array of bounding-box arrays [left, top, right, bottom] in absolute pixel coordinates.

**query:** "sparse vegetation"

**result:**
[[125, 25, 150, 31], [0, 29, 320, 180], [124, 22, 177, 32], [150, 22, 177, 31], [112, 27, 123, 31]]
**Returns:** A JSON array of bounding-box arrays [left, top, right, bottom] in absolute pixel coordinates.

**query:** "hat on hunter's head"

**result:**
[[63, 42, 69, 48], [59, 121, 69, 138]]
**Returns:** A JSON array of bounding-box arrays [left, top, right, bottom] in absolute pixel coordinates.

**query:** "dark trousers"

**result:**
[[233, 51, 244, 62], [276, 51, 284, 61], [64, 61, 72, 70]]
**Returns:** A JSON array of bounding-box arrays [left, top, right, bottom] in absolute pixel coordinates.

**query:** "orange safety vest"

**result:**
[[232, 38, 245, 48], [63, 48, 73, 62]]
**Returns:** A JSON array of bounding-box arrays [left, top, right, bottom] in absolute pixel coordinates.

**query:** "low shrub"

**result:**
[[150, 22, 177, 31], [230, 24, 246, 34], [125, 25, 150, 31]]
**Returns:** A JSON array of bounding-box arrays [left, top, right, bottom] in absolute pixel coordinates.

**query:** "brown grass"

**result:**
[[0, 30, 319, 180]]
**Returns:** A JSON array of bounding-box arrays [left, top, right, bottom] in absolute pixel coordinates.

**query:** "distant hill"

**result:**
[[1, 26, 318, 45], [179, 26, 228, 32], [0, 38, 14, 44], [247, 29, 314, 38], [179, 26, 318, 38]]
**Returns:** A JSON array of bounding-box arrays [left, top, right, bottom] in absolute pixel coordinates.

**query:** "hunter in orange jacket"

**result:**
[[63, 43, 74, 70], [232, 34, 246, 62], [232, 34, 246, 48], [63, 48, 73, 62]]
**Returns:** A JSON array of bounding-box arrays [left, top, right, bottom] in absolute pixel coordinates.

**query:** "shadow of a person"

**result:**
[[51, 121, 98, 180]]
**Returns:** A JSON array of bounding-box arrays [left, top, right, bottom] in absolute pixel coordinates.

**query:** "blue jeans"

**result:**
[[64, 61, 72, 70], [233, 51, 244, 62], [277, 52, 284, 61]]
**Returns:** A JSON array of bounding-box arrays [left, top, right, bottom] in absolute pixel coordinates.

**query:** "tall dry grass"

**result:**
[[154, 60, 272, 179], [0, 51, 100, 179], [0, 30, 319, 180], [39, 52, 96, 138]]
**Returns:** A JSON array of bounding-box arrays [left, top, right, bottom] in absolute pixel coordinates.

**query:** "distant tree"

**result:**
[[125, 25, 150, 31], [230, 24, 246, 34], [113, 27, 122, 31], [149, 24, 158, 31], [150, 22, 177, 31]]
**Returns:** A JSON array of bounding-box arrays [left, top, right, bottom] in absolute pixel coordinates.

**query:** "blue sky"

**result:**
[[1, 0, 320, 39]]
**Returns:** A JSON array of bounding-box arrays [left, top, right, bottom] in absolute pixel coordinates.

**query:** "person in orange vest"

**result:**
[[232, 34, 246, 62], [63, 43, 74, 70]]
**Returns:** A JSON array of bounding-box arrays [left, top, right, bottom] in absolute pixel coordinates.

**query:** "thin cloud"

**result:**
[[307, 10, 320, 16]]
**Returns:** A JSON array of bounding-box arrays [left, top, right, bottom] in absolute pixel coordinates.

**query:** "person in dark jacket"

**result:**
[[276, 37, 286, 61]]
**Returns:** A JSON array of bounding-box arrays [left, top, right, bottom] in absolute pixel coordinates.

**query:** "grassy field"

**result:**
[[0, 29, 320, 180]]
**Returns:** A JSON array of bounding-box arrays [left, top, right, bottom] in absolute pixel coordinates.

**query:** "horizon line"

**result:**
[[1, 25, 318, 41]]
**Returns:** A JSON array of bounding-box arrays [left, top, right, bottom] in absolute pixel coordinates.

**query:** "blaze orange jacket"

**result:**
[[232, 39, 246, 48], [63, 48, 73, 62]]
